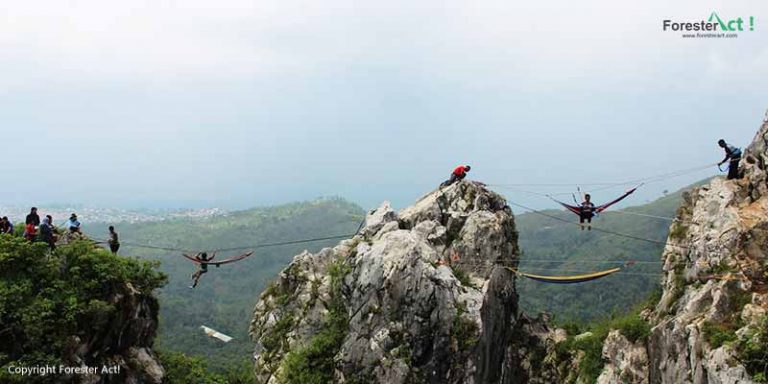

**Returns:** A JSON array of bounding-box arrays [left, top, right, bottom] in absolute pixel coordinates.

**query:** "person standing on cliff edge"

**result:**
[[108, 226, 120, 254], [441, 165, 471, 188], [718, 139, 742, 180]]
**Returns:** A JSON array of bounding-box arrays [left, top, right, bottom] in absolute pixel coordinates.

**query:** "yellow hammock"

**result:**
[[506, 267, 622, 284]]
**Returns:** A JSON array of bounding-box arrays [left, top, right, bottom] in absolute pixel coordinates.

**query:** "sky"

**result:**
[[1, 0, 767, 211]]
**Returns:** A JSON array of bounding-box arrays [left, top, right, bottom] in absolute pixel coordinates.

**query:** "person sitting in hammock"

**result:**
[[578, 194, 596, 230], [189, 252, 215, 288], [549, 187, 639, 229]]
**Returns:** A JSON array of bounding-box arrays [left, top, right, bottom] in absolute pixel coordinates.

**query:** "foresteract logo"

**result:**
[[707, 12, 755, 31], [663, 12, 755, 38]]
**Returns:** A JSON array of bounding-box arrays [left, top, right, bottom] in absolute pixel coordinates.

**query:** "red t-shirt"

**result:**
[[26, 224, 36, 234], [453, 165, 468, 177]]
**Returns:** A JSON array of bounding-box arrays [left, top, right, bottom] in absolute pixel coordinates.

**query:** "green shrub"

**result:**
[[735, 316, 768, 382], [701, 321, 738, 348], [0, 236, 166, 370], [157, 350, 228, 384], [611, 314, 651, 343], [452, 301, 479, 351], [280, 258, 350, 384], [669, 222, 689, 241], [450, 265, 476, 288], [700, 288, 751, 349], [262, 313, 295, 353], [280, 320, 346, 384], [555, 295, 652, 382], [575, 333, 606, 380]]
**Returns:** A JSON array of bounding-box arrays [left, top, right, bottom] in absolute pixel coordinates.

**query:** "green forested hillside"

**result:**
[[514, 186, 691, 322], [88, 197, 364, 372]]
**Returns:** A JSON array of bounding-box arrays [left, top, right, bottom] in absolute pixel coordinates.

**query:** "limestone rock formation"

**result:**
[[74, 282, 165, 384], [597, 330, 649, 384], [250, 181, 541, 383]]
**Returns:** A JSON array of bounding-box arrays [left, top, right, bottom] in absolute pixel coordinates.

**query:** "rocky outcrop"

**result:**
[[551, 113, 768, 384], [72, 282, 164, 384], [597, 330, 649, 384], [249, 181, 545, 383], [643, 117, 768, 384]]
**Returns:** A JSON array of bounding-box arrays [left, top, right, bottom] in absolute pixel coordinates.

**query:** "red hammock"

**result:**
[[550, 187, 639, 215]]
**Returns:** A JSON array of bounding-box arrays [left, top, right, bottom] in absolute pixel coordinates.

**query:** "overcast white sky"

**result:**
[[1, 0, 766, 210]]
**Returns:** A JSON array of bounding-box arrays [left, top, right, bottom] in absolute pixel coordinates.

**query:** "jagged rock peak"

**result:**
[[249, 180, 525, 384]]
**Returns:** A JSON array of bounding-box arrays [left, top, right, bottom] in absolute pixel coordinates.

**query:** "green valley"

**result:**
[[88, 197, 364, 372]]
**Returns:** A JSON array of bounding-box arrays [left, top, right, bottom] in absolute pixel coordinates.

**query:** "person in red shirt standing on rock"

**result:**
[[441, 165, 471, 188]]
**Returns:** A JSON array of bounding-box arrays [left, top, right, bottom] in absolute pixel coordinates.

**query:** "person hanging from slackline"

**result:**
[[184, 250, 254, 288], [578, 193, 596, 230], [717, 139, 742, 180], [548, 186, 639, 228], [440, 165, 471, 188], [188, 252, 215, 288]]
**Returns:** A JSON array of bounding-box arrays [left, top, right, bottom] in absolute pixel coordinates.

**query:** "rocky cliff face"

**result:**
[[72, 282, 165, 384], [249, 181, 557, 383], [591, 117, 768, 384]]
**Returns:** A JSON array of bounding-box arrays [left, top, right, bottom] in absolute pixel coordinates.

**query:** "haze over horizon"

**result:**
[[2, 0, 766, 211]]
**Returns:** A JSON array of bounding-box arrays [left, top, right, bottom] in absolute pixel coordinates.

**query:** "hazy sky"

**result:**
[[2, 0, 766, 211]]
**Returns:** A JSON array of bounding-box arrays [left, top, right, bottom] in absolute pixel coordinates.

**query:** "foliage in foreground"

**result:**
[[735, 316, 768, 383], [555, 297, 653, 383], [0, 235, 166, 378], [158, 350, 254, 384]]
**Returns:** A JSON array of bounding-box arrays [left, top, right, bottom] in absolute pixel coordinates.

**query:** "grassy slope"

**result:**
[[89, 197, 364, 372]]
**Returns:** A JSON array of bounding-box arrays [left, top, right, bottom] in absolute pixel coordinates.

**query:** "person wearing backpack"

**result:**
[[718, 139, 742, 180], [108, 226, 120, 254], [39, 216, 56, 251]]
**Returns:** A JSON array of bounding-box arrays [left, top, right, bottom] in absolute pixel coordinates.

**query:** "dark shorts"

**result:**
[[110, 243, 120, 253], [727, 156, 741, 180], [579, 212, 593, 223]]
